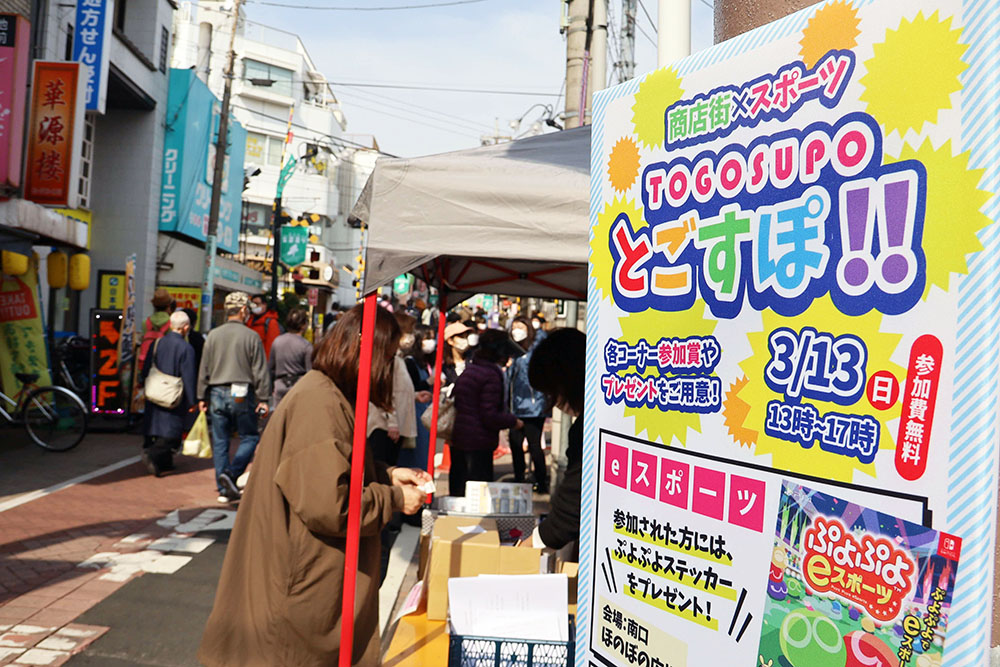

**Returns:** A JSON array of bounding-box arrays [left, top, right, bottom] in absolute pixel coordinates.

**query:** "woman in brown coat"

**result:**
[[198, 304, 429, 667]]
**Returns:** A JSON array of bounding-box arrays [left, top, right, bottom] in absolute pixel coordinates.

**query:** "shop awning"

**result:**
[[351, 126, 590, 301]]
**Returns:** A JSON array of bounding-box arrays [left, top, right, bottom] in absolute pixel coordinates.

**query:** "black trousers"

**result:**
[[143, 435, 179, 470], [449, 448, 494, 497], [509, 416, 548, 491], [369, 428, 401, 467]]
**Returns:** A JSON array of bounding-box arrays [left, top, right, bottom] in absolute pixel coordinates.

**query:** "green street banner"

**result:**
[[280, 225, 307, 266]]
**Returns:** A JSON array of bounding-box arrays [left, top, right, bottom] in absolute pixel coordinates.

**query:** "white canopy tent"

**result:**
[[350, 125, 591, 302], [339, 126, 592, 663]]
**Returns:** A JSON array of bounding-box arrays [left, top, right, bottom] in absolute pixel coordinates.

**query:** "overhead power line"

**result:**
[[249, 0, 488, 9], [638, 0, 657, 34], [329, 81, 564, 97]]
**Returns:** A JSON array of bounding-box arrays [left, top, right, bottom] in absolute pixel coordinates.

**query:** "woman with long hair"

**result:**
[[506, 315, 550, 493], [198, 304, 430, 667]]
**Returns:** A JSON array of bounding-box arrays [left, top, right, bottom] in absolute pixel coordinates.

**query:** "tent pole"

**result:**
[[338, 292, 378, 667], [426, 291, 448, 491]]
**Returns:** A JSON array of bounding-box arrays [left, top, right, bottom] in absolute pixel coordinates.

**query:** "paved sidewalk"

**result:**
[[0, 430, 227, 666]]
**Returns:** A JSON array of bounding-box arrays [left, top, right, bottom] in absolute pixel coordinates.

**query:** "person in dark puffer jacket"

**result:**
[[449, 329, 522, 497]]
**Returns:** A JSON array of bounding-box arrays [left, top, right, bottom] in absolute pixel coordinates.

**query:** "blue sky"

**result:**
[[241, 0, 714, 157]]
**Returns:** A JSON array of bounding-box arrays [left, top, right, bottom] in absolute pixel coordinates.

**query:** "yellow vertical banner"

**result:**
[[0, 258, 52, 393]]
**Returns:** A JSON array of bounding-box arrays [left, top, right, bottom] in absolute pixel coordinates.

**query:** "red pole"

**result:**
[[425, 292, 448, 485], [338, 292, 377, 667]]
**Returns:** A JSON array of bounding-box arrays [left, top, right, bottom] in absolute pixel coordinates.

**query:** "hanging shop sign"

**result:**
[[0, 14, 29, 188], [71, 0, 113, 113], [581, 1, 1000, 666], [23, 62, 84, 207], [0, 256, 51, 394], [159, 68, 245, 253]]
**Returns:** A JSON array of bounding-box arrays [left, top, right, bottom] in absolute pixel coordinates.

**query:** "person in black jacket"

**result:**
[[449, 329, 522, 497], [525, 328, 585, 552], [140, 311, 198, 476]]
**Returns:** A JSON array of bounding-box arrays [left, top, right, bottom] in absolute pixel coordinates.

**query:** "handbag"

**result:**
[[144, 338, 184, 409], [420, 384, 456, 441], [182, 411, 212, 458]]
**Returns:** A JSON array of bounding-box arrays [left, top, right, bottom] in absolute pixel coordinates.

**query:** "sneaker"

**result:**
[[218, 472, 241, 500], [236, 470, 250, 490], [217, 495, 231, 504]]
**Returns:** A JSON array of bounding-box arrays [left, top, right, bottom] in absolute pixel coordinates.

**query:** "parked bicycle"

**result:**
[[0, 372, 88, 451], [52, 335, 91, 400]]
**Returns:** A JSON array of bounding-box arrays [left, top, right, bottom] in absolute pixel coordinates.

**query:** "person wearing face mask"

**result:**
[[444, 321, 474, 377], [450, 329, 522, 497], [521, 328, 585, 555], [506, 316, 550, 493], [247, 294, 281, 360], [531, 312, 546, 332], [368, 312, 422, 467], [399, 325, 436, 470]]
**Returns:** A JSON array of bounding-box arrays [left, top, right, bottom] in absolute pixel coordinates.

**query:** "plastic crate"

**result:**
[[447, 620, 574, 667]]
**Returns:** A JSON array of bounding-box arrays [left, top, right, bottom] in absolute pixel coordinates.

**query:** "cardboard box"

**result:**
[[426, 516, 500, 620], [498, 545, 542, 575], [560, 561, 579, 608]]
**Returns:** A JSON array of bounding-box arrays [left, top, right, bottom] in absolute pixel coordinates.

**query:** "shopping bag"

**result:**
[[420, 385, 456, 441], [182, 411, 212, 458]]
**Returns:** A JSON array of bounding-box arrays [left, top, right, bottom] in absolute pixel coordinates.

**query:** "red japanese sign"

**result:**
[[23, 61, 83, 207], [0, 14, 29, 188], [802, 516, 916, 622], [895, 335, 943, 481], [0, 277, 38, 321]]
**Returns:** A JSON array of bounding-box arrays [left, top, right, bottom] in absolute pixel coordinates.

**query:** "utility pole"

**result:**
[[201, 0, 242, 331], [619, 0, 637, 82], [657, 0, 691, 68], [590, 0, 608, 98], [563, 0, 588, 129]]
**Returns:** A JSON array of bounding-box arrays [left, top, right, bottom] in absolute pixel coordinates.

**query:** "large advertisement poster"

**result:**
[[581, 1, 1000, 666], [0, 258, 51, 393]]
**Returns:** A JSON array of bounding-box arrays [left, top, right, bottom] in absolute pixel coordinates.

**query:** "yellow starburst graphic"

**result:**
[[799, 0, 861, 68], [617, 305, 716, 445], [592, 197, 645, 300], [859, 10, 968, 137], [724, 376, 758, 448], [607, 137, 641, 193], [736, 296, 903, 482], [889, 139, 992, 298], [631, 68, 684, 150]]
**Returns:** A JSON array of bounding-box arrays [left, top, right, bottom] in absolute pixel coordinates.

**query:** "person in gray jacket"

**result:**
[[197, 291, 271, 503], [269, 308, 313, 405]]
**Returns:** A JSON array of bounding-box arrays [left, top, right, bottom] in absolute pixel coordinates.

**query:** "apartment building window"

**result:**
[[114, 0, 126, 32], [159, 26, 168, 73], [246, 132, 286, 167], [64, 24, 73, 61], [243, 59, 293, 98], [77, 115, 94, 209]]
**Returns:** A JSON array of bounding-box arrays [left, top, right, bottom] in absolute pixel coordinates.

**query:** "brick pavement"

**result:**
[[0, 452, 227, 665]]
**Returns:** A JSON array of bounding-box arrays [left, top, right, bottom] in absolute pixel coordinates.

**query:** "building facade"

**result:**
[[171, 1, 377, 316]]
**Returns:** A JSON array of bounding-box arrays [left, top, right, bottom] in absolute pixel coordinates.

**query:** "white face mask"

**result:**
[[511, 327, 528, 342], [399, 334, 415, 350], [531, 320, 541, 329], [421, 339, 436, 354], [251, 305, 264, 316], [466, 333, 480, 347], [452, 337, 469, 352]]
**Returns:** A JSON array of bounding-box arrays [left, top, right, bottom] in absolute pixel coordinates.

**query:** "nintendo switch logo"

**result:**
[[937, 533, 961, 561]]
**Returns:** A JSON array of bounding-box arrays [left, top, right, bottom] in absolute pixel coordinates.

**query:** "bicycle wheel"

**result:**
[[22, 386, 88, 452]]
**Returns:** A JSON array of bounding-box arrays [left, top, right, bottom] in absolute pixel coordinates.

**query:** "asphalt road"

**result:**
[[66, 530, 229, 666]]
